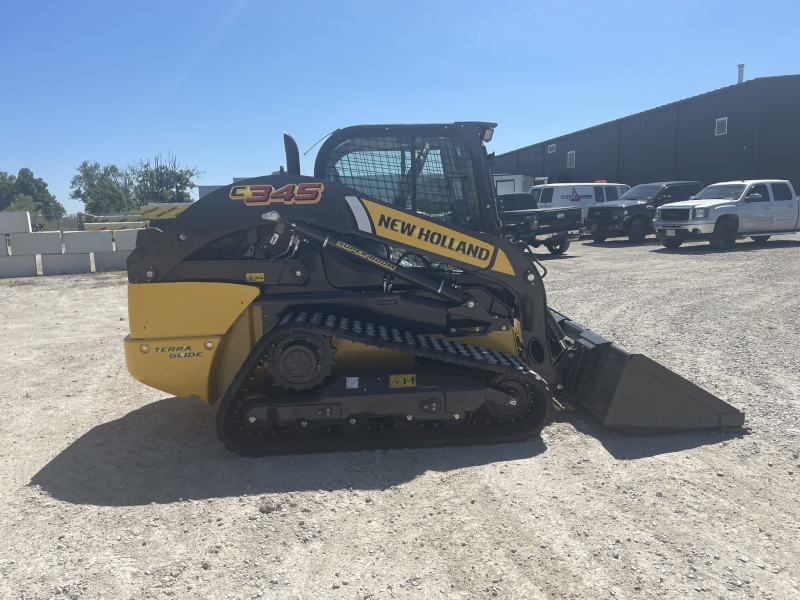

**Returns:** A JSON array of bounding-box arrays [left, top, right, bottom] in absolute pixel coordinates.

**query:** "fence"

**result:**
[[0, 212, 137, 280]]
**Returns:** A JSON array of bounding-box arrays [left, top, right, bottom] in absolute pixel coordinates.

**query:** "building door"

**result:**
[[770, 182, 799, 230]]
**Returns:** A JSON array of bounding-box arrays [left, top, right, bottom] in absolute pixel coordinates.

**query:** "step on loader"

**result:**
[[124, 123, 744, 455]]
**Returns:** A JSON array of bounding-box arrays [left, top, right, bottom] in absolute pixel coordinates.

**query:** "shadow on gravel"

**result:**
[[581, 238, 662, 248], [30, 396, 547, 507], [529, 253, 579, 261], [598, 431, 745, 460], [554, 410, 745, 460], [652, 239, 800, 255]]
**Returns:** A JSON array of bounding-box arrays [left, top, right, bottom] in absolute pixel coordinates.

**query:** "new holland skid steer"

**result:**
[[124, 122, 744, 456]]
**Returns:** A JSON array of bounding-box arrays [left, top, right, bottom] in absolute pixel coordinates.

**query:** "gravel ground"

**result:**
[[1, 235, 799, 600]]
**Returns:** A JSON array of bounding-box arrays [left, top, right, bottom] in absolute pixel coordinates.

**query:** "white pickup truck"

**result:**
[[653, 180, 799, 249]]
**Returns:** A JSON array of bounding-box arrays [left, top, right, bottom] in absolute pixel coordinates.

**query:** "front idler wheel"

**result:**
[[485, 376, 530, 419], [268, 333, 335, 391]]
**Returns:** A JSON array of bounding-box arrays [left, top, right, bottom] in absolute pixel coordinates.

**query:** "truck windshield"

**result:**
[[692, 184, 745, 200], [500, 194, 536, 211], [618, 184, 662, 201]]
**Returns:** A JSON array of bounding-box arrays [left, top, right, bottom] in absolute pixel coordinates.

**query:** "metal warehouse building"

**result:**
[[494, 74, 800, 191]]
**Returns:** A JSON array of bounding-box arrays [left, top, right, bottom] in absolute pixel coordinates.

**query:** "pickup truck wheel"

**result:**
[[590, 234, 606, 243], [627, 218, 647, 244], [546, 240, 570, 255], [710, 220, 737, 250], [750, 235, 771, 244], [661, 239, 683, 249]]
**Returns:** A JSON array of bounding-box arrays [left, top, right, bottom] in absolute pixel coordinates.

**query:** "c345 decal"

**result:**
[[229, 183, 324, 206]]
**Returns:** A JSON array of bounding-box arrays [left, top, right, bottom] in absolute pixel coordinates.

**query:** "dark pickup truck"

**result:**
[[585, 181, 704, 243], [500, 192, 583, 254]]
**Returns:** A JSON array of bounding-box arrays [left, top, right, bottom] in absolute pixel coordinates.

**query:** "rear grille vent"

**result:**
[[715, 117, 728, 136], [660, 208, 691, 221]]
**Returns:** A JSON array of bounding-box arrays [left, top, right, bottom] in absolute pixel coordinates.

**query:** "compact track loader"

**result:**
[[124, 122, 744, 456]]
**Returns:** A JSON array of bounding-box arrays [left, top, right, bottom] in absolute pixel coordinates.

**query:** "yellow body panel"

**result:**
[[331, 339, 415, 371], [126, 283, 260, 404], [214, 306, 263, 403], [128, 283, 259, 339], [490, 250, 515, 276], [125, 334, 222, 402], [125, 282, 518, 406]]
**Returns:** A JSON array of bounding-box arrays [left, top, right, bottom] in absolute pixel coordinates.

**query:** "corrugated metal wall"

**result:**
[[495, 76, 800, 191]]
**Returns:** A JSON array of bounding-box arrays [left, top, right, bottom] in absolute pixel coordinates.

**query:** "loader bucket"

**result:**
[[550, 311, 745, 432]]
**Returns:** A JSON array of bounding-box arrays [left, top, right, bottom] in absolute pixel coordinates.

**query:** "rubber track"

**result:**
[[215, 311, 552, 456]]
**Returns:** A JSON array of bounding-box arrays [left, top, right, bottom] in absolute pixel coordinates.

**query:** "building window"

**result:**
[[547, 144, 556, 154], [567, 151, 575, 169], [715, 117, 728, 136]]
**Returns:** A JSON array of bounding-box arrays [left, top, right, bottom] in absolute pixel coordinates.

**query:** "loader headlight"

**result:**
[[693, 208, 709, 218]]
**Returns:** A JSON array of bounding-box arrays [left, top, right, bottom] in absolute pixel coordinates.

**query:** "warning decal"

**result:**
[[389, 374, 417, 388], [246, 273, 265, 282]]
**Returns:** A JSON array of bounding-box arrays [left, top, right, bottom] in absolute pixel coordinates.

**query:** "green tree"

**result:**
[[69, 161, 137, 214], [129, 153, 202, 204], [0, 169, 65, 216], [2, 194, 39, 216]]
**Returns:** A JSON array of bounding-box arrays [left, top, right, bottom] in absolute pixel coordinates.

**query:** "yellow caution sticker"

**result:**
[[246, 273, 265, 283], [389, 374, 417, 388]]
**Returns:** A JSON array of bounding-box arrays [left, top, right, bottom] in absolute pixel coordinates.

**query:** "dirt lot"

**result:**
[[1, 236, 799, 600]]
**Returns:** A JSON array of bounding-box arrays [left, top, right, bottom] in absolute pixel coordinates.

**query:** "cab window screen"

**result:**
[[748, 184, 769, 201], [593, 187, 605, 202], [771, 183, 793, 201], [324, 136, 484, 231]]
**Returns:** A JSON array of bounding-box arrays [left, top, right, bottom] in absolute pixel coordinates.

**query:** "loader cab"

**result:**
[[313, 122, 502, 236]]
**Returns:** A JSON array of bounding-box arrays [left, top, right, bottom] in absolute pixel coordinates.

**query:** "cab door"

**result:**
[[740, 184, 773, 232], [770, 182, 799, 230]]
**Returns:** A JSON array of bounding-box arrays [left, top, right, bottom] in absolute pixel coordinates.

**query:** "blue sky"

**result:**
[[2, 0, 799, 214]]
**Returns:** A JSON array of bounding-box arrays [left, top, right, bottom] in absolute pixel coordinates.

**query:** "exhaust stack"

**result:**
[[738, 64, 745, 84]]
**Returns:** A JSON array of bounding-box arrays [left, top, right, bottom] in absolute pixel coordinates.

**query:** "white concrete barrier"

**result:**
[[63, 230, 113, 254], [0, 212, 32, 235], [9, 231, 63, 255], [0, 255, 38, 279], [94, 251, 131, 272], [41, 253, 91, 276], [0, 236, 8, 257], [113, 229, 139, 251]]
